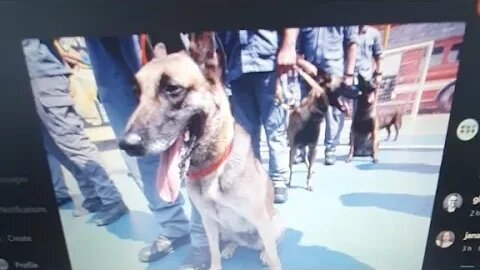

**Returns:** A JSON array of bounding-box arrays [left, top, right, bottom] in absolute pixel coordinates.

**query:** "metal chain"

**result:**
[[178, 135, 197, 179], [282, 71, 300, 107]]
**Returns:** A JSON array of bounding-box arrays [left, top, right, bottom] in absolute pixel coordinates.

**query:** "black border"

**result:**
[[0, 1, 479, 269]]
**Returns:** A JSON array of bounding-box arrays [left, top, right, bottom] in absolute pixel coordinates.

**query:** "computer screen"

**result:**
[[0, 1, 479, 270]]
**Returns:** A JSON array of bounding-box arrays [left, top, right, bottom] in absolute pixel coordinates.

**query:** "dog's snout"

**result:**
[[119, 132, 145, 156]]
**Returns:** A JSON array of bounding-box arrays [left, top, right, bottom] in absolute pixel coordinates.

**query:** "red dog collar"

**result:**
[[186, 140, 234, 181]]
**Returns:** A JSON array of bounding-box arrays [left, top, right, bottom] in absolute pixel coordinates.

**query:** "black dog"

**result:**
[[346, 76, 379, 163]]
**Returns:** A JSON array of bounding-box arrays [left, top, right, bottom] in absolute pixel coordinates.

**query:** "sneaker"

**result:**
[[273, 182, 288, 204], [73, 197, 103, 217], [56, 196, 72, 207], [324, 150, 336, 166], [180, 246, 210, 270], [93, 200, 128, 226], [139, 234, 190, 263], [83, 197, 103, 212]]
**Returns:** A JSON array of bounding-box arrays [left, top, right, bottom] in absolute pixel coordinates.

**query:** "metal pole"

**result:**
[[383, 24, 391, 49], [411, 41, 434, 117]]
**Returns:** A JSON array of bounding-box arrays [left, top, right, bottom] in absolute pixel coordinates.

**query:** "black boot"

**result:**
[[73, 197, 103, 217], [56, 196, 72, 207], [93, 200, 128, 226]]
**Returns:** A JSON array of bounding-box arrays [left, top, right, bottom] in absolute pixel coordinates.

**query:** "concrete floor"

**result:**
[[57, 114, 449, 270]]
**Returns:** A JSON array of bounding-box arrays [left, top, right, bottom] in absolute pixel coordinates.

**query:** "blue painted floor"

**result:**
[[58, 115, 448, 270]]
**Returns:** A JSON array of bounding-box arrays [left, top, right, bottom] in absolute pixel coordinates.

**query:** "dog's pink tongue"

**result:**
[[156, 137, 183, 203]]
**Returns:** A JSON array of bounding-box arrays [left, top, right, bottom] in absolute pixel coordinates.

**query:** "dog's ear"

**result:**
[[188, 32, 226, 110], [316, 68, 329, 85], [357, 74, 377, 93], [358, 74, 366, 86], [187, 32, 222, 86], [357, 74, 370, 91], [188, 32, 215, 65], [316, 70, 342, 91], [153, 42, 167, 59]]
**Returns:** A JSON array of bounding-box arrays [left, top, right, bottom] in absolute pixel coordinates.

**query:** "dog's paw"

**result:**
[[221, 242, 238, 260], [373, 158, 379, 164], [345, 158, 352, 163], [260, 249, 269, 266], [306, 185, 314, 192]]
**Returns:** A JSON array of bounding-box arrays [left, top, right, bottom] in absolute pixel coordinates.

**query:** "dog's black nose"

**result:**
[[119, 132, 145, 156], [123, 132, 142, 146]]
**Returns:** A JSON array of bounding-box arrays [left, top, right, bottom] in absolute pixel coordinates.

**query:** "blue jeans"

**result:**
[[229, 72, 289, 182], [325, 106, 344, 152], [85, 36, 207, 247]]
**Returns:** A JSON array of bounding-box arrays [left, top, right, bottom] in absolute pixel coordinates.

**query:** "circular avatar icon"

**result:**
[[456, 118, 478, 141], [436, 231, 455, 248], [0, 258, 8, 270], [443, 193, 463, 213]]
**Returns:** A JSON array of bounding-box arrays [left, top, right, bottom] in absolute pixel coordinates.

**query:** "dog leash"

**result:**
[[276, 71, 300, 108]]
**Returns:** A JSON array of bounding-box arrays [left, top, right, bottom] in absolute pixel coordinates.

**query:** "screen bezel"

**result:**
[[0, 1, 479, 269]]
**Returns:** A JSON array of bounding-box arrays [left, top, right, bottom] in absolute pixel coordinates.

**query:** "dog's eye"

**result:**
[[164, 85, 184, 95]]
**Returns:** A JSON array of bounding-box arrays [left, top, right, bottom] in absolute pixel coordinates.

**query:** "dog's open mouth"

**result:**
[[155, 124, 198, 203]]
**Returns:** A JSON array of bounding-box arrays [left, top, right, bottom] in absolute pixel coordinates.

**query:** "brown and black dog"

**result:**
[[119, 33, 284, 270], [345, 78, 404, 163], [377, 109, 403, 141], [285, 59, 348, 191]]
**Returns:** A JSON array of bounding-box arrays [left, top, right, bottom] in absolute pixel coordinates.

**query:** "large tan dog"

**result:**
[[118, 32, 285, 270]]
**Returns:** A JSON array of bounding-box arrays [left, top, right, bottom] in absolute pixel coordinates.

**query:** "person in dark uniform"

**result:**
[[351, 24, 384, 116], [278, 27, 359, 166], [22, 38, 128, 226], [356, 25, 383, 86], [217, 30, 291, 204]]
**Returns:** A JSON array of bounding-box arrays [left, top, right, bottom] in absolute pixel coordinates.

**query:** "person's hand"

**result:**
[[277, 45, 297, 75], [60, 50, 83, 67]]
